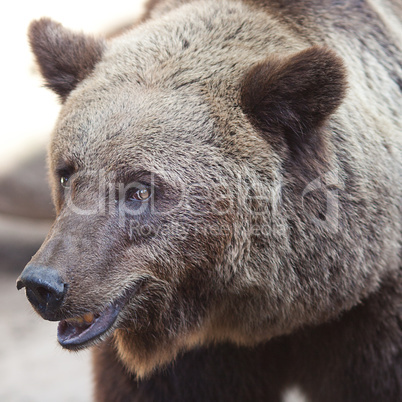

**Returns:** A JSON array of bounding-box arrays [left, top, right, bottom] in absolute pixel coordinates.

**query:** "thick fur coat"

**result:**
[[19, 0, 401, 401]]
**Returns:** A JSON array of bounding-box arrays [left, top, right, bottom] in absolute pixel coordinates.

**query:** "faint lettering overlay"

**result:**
[[61, 168, 342, 237]]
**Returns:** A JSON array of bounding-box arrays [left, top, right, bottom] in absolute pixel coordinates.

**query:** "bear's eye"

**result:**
[[57, 166, 74, 189], [128, 187, 151, 202], [60, 175, 70, 188]]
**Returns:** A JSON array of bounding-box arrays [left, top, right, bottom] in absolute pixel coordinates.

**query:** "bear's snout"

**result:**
[[17, 264, 67, 321]]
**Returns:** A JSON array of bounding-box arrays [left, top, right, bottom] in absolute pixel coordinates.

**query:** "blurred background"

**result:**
[[0, 1, 143, 401]]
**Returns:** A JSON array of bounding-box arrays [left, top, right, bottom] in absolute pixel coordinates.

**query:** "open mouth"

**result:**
[[57, 288, 135, 349]]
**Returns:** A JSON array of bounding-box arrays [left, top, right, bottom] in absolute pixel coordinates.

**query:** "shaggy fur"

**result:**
[[29, 18, 105, 102], [20, 0, 401, 400]]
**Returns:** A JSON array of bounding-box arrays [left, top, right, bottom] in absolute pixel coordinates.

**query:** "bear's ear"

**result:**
[[240, 46, 347, 155], [29, 18, 105, 102]]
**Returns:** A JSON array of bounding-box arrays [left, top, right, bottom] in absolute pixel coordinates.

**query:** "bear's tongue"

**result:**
[[57, 303, 120, 348]]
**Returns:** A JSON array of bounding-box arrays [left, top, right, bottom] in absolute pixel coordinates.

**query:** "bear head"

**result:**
[[19, 2, 394, 379]]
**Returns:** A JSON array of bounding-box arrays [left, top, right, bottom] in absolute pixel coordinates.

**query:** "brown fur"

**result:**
[[241, 46, 347, 158], [19, 0, 402, 400], [29, 18, 105, 102]]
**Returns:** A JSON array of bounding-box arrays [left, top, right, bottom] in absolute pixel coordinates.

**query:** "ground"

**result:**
[[0, 270, 92, 402]]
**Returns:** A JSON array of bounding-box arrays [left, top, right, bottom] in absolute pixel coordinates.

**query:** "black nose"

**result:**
[[17, 265, 67, 321]]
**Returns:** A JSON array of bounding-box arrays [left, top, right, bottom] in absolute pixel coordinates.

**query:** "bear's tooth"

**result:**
[[83, 312, 95, 324], [66, 316, 84, 324]]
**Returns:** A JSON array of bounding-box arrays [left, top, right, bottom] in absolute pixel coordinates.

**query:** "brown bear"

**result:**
[[17, 0, 401, 401]]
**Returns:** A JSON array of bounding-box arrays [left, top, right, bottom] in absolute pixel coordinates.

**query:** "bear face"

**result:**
[[18, 0, 401, 379], [44, 84, 242, 374]]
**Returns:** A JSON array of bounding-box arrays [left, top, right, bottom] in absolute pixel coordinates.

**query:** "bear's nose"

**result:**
[[17, 264, 67, 321]]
